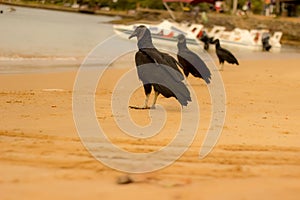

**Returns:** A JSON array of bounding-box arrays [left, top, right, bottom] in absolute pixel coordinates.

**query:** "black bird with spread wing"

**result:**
[[212, 39, 239, 70], [177, 34, 211, 84], [129, 25, 191, 109]]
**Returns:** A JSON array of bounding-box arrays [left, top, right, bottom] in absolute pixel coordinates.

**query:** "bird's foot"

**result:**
[[150, 105, 156, 109], [129, 105, 150, 110]]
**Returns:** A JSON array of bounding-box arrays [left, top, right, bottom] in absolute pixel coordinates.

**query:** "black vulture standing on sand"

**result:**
[[177, 34, 211, 84], [212, 39, 239, 71], [129, 25, 191, 109]]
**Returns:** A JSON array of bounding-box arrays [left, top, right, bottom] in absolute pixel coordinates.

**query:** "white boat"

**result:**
[[113, 20, 204, 49], [207, 25, 282, 51], [113, 19, 282, 52]]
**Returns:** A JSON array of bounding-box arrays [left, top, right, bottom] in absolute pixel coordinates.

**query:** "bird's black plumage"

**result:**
[[262, 33, 272, 51], [129, 25, 191, 108], [177, 34, 211, 84], [199, 31, 214, 50], [212, 39, 239, 70]]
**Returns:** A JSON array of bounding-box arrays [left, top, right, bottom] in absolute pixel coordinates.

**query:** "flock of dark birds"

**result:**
[[128, 25, 239, 109]]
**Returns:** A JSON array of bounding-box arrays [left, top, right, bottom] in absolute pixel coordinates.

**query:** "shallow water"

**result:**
[[0, 5, 116, 57], [0, 4, 299, 73], [0, 4, 119, 73]]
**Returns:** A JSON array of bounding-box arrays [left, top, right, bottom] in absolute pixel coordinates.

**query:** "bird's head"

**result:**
[[211, 39, 220, 45], [177, 34, 186, 44], [212, 39, 221, 48], [129, 25, 149, 40]]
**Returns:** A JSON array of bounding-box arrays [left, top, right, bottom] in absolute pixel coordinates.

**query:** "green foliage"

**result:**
[[250, 0, 264, 14], [97, 0, 112, 6], [74, 0, 164, 10], [198, 3, 211, 12], [16, 0, 266, 14], [139, 0, 164, 9], [113, 0, 136, 10]]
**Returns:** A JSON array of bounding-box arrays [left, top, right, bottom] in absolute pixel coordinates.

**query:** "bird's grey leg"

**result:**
[[150, 91, 159, 109], [219, 63, 224, 71], [143, 94, 150, 109]]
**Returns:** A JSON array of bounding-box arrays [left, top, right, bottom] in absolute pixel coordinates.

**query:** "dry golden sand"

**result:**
[[0, 56, 300, 200]]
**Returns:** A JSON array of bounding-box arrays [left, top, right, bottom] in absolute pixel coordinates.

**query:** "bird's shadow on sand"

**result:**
[[129, 104, 182, 113]]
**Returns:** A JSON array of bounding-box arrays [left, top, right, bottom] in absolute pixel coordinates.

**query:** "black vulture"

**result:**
[[177, 34, 211, 84], [212, 39, 239, 71], [262, 32, 272, 51], [199, 30, 214, 50], [128, 25, 191, 109]]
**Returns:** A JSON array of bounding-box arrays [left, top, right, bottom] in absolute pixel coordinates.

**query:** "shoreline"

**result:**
[[0, 1, 133, 18], [1, 1, 300, 46]]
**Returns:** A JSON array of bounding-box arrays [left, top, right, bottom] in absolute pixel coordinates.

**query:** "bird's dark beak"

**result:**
[[128, 30, 137, 39]]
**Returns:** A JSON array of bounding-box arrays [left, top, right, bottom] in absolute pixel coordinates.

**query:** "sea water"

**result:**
[[0, 4, 119, 73]]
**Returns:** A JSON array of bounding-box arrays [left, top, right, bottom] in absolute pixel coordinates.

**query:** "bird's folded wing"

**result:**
[[140, 48, 184, 81], [217, 48, 239, 65], [137, 63, 191, 106], [178, 50, 211, 84]]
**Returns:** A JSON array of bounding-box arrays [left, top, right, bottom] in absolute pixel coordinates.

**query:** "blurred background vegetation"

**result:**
[[13, 0, 266, 14], [5, 0, 300, 16]]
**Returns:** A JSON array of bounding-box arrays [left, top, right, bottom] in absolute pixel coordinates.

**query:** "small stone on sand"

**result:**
[[116, 175, 133, 185]]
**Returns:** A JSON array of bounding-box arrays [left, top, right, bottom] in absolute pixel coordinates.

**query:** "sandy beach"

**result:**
[[1, 55, 300, 199]]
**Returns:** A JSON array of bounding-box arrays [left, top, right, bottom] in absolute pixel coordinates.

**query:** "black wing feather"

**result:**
[[178, 49, 211, 84], [141, 48, 184, 81], [135, 49, 191, 106], [217, 48, 239, 65]]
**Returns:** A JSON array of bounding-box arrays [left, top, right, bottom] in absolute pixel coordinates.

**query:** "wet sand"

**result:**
[[1, 57, 300, 199]]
